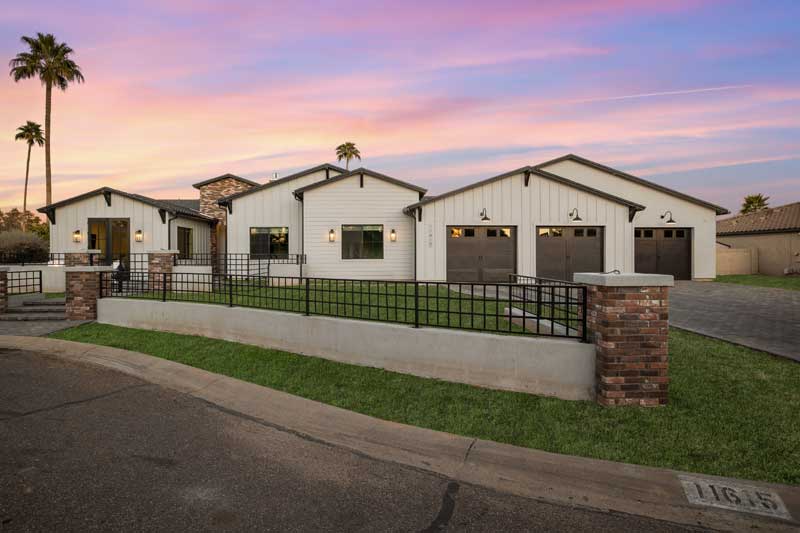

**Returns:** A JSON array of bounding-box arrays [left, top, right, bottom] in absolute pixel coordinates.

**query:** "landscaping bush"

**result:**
[[0, 230, 49, 263]]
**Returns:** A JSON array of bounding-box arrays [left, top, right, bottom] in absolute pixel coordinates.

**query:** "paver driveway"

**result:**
[[670, 281, 800, 362]]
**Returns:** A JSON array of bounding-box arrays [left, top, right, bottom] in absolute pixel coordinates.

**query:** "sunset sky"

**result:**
[[1, 0, 798, 214]]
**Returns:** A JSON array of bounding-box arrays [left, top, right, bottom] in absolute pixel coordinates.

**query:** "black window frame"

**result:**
[[341, 224, 384, 260], [249, 227, 290, 258], [177, 226, 193, 258]]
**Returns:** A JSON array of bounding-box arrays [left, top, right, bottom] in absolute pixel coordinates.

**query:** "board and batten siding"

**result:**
[[172, 217, 211, 255], [49, 192, 210, 255], [540, 159, 718, 279], [415, 170, 634, 281], [302, 175, 418, 280], [225, 168, 342, 256]]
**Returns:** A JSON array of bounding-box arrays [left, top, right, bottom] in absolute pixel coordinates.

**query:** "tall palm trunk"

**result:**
[[346, 157, 350, 170], [22, 143, 32, 232], [44, 81, 52, 205]]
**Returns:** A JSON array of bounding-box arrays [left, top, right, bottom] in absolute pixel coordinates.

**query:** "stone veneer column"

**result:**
[[64, 249, 102, 267], [148, 250, 179, 293], [574, 273, 674, 407], [0, 267, 8, 314], [65, 266, 114, 320]]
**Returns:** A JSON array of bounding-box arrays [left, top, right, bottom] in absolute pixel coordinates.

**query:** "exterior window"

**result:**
[[500, 228, 511, 238], [643, 229, 654, 238], [450, 228, 462, 238], [664, 229, 673, 238], [538, 227, 563, 238], [250, 227, 289, 257], [464, 228, 475, 237], [574, 229, 585, 237], [635, 229, 641, 238], [177, 227, 193, 258], [487, 229, 497, 237], [342, 225, 383, 259], [676, 229, 686, 238], [587, 228, 597, 237]]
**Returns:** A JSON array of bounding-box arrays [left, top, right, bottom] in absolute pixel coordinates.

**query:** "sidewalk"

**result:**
[[3, 335, 798, 531]]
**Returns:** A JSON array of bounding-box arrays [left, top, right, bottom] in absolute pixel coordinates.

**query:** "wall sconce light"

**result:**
[[660, 210, 677, 225], [479, 208, 490, 221], [568, 208, 583, 222], [328, 229, 336, 242], [134, 229, 144, 242], [72, 229, 82, 243], [389, 229, 397, 242]]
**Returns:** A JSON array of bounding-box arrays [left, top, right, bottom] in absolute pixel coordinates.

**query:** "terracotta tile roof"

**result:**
[[717, 202, 800, 236]]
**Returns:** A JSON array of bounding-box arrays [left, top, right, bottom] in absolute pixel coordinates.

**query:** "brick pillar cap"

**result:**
[[148, 249, 180, 254], [65, 266, 116, 272], [573, 272, 674, 287]]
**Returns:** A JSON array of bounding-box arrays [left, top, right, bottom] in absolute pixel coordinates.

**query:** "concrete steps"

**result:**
[[23, 299, 65, 306], [11, 305, 66, 314], [3, 297, 67, 322]]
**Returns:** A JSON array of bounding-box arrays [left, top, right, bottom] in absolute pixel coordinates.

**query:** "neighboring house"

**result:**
[[37, 173, 257, 266], [38, 154, 727, 281], [716, 202, 800, 275]]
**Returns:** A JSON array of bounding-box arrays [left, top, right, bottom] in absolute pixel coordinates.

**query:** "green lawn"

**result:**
[[50, 323, 800, 485], [116, 279, 581, 337], [45, 292, 65, 299], [715, 274, 800, 291]]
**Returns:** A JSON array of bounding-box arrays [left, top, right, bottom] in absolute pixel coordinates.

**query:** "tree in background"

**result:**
[[9, 33, 84, 205], [14, 121, 45, 231], [740, 194, 770, 215], [335, 142, 361, 170]]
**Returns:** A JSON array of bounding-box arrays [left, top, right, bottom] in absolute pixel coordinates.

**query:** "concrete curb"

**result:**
[[3, 335, 798, 531]]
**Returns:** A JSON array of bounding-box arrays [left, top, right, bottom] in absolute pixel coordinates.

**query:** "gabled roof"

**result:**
[[37, 187, 215, 223], [402, 166, 645, 217], [717, 202, 800, 236], [217, 163, 347, 205], [159, 198, 201, 212], [192, 173, 259, 189], [292, 167, 427, 199], [536, 154, 730, 215]]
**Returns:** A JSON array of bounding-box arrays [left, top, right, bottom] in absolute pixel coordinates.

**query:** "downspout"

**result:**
[[167, 212, 178, 249], [403, 207, 418, 281]]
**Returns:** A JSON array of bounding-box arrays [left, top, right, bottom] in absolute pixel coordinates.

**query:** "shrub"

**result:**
[[0, 230, 49, 263]]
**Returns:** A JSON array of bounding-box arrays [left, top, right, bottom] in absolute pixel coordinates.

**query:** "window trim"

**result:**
[[177, 226, 193, 258], [341, 224, 384, 260], [249, 226, 290, 258]]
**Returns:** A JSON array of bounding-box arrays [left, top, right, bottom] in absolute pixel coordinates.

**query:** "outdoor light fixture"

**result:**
[[328, 229, 336, 242], [660, 210, 677, 225], [389, 229, 397, 242], [479, 208, 490, 221], [72, 230, 82, 243], [134, 229, 144, 242], [568, 208, 583, 222]]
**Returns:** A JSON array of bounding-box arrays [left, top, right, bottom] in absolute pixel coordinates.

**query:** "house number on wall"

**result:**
[[679, 475, 792, 520]]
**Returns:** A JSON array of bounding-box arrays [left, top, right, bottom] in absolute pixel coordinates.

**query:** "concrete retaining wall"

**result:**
[[97, 299, 596, 401], [2, 264, 65, 293]]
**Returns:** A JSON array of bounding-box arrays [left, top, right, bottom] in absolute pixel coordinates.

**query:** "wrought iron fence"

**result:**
[[7, 270, 42, 295], [99, 271, 587, 341]]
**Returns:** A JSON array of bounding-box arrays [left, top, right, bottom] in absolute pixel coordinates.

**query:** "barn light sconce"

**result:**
[[328, 229, 336, 242], [660, 211, 677, 225], [134, 229, 144, 242], [479, 208, 490, 222], [389, 229, 397, 242], [568, 208, 583, 222], [72, 229, 82, 243]]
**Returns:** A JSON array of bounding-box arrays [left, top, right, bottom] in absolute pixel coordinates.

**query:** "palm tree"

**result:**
[[335, 142, 361, 170], [9, 33, 84, 206], [14, 121, 45, 231], [740, 194, 769, 215]]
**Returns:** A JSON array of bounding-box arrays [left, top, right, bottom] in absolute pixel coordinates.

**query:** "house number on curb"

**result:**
[[679, 475, 792, 521]]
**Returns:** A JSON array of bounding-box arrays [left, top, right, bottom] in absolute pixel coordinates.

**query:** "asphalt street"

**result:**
[[0, 346, 704, 532]]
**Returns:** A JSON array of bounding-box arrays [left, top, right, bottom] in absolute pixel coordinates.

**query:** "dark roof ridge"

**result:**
[[192, 173, 259, 189], [292, 167, 427, 199], [217, 163, 347, 205]]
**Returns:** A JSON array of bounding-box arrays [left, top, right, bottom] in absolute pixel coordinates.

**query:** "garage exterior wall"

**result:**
[[50, 193, 172, 254], [540, 159, 718, 280], [414, 170, 634, 281], [717, 232, 800, 275], [303, 175, 418, 280], [225, 168, 342, 256]]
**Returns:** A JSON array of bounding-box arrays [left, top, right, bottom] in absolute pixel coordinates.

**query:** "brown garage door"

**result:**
[[446, 226, 516, 282], [536, 226, 604, 281], [635, 228, 691, 280]]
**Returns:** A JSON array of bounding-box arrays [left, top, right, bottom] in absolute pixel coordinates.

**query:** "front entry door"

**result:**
[[88, 218, 130, 266], [446, 226, 516, 282]]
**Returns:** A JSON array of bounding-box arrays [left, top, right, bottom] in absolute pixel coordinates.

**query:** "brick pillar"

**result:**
[[574, 273, 674, 407], [65, 266, 114, 320], [0, 267, 8, 314], [148, 250, 179, 293], [65, 249, 101, 267]]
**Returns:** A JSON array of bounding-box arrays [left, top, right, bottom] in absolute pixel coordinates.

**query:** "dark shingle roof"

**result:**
[[292, 167, 427, 199], [192, 173, 259, 189], [37, 187, 214, 223], [218, 163, 347, 205], [717, 202, 800, 236], [536, 154, 730, 215], [159, 199, 201, 212]]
